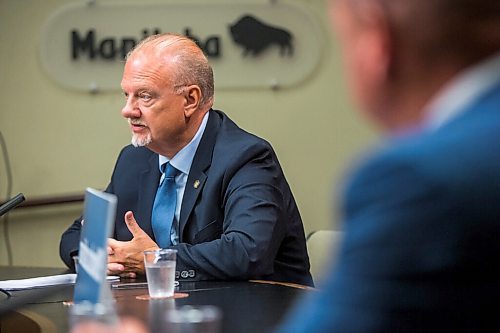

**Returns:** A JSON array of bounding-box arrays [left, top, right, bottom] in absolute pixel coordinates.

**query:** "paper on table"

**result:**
[[0, 274, 120, 291], [0, 274, 77, 291]]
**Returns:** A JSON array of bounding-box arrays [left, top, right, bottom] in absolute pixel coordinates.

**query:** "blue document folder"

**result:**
[[73, 188, 117, 304]]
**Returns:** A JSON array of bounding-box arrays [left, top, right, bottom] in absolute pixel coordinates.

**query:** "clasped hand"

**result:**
[[107, 211, 159, 278]]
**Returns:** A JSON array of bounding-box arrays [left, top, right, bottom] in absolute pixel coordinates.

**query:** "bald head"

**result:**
[[127, 33, 214, 109]]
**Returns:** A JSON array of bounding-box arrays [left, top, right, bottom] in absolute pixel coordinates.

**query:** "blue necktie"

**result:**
[[152, 162, 178, 248]]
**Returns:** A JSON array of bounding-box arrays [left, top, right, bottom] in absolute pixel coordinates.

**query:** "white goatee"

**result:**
[[131, 133, 152, 147]]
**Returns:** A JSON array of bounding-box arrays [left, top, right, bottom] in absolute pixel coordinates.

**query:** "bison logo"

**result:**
[[229, 15, 293, 57]]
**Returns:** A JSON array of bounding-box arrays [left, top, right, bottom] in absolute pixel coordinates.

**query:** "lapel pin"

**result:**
[[193, 180, 200, 189]]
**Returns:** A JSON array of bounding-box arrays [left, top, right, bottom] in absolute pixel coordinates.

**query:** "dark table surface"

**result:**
[[0, 267, 311, 333]]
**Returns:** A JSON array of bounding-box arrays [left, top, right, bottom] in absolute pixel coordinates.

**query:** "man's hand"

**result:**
[[107, 211, 159, 277]]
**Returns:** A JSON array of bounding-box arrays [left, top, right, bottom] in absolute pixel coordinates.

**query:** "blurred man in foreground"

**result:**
[[278, 0, 500, 331]]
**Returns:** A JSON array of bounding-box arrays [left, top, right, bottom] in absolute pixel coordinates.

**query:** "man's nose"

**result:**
[[121, 96, 140, 119]]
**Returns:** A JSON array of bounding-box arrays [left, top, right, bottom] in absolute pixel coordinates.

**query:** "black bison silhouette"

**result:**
[[229, 15, 293, 57]]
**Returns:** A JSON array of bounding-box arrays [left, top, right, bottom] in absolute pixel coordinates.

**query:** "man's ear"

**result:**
[[183, 85, 202, 118], [356, 1, 394, 84]]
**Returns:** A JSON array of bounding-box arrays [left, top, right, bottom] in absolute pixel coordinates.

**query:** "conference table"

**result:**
[[0, 267, 312, 333]]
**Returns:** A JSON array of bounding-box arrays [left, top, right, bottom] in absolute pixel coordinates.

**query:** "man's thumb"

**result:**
[[124, 211, 144, 237]]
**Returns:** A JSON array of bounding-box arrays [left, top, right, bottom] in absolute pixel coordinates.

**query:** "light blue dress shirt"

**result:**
[[157, 112, 209, 244]]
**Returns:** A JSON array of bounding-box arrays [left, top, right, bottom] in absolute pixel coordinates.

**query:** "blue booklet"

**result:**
[[73, 188, 117, 305]]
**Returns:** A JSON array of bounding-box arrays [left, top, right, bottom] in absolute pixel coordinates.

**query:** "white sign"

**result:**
[[39, 1, 325, 92]]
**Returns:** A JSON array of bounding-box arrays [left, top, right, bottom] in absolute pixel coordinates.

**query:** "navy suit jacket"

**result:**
[[277, 81, 500, 330], [60, 110, 313, 286]]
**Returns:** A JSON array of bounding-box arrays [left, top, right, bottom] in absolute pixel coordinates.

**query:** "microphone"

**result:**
[[0, 193, 25, 217]]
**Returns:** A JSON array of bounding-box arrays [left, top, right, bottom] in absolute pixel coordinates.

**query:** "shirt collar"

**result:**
[[158, 111, 210, 175], [423, 52, 500, 131]]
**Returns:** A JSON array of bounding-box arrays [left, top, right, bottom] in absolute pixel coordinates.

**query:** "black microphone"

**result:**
[[0, 193, 25, 217]]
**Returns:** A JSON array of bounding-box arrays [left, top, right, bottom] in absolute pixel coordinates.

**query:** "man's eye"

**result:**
[[139, 93, 152, 101]]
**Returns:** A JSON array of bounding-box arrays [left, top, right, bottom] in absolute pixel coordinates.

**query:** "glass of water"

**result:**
[[144, 249, 177, 298]]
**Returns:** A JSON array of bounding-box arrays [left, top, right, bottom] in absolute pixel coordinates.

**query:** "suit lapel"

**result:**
[[179, 110, 221, 237], [137, 152, 161, 238]]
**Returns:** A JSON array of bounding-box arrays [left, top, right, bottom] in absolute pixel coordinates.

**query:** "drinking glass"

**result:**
[[143, 249, 177, 298]]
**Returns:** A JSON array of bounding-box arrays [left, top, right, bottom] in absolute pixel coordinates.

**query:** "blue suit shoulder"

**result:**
[[350, 105, 500, 195], [214, 109, 274, 150], [211, 110, 285, 181]]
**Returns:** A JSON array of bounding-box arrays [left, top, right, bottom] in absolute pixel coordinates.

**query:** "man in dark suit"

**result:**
[[60, 33, 312, 287], [278, 0, 500, 331]]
